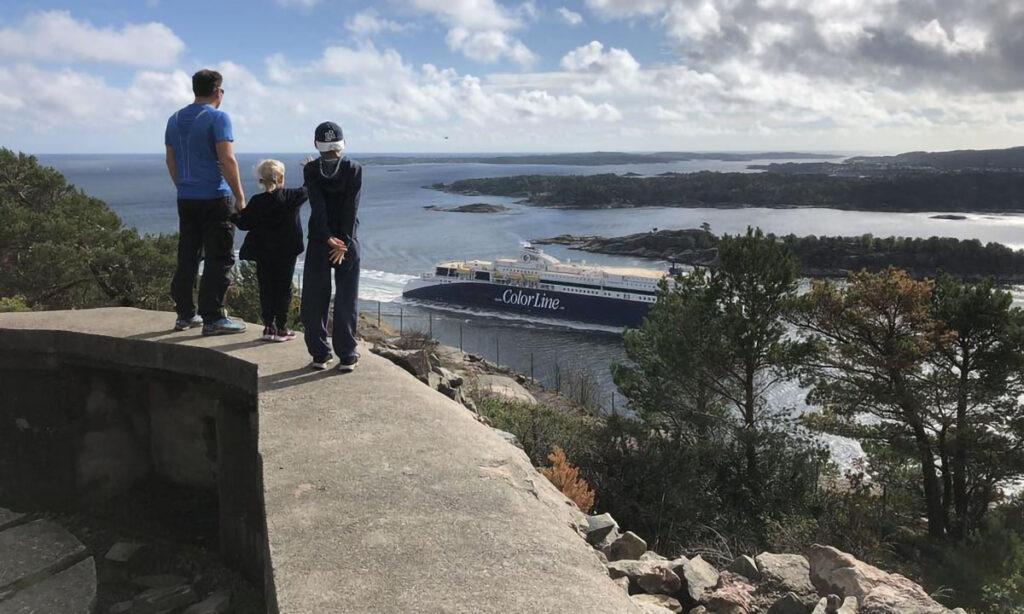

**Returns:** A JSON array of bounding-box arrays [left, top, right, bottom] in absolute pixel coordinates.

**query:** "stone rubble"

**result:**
[[575, 512, 964, 614]]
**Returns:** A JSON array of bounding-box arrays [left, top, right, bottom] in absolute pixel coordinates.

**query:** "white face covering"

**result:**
[[315, 139, 346, 154]]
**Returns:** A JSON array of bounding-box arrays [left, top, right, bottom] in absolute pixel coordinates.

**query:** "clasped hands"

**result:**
[[328, 237, 348, 264]]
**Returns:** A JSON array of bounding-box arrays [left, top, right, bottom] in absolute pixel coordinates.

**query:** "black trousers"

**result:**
[[301, 239, 360, 362], [170, 197, 235, 322], [256, 255, 297, 330]]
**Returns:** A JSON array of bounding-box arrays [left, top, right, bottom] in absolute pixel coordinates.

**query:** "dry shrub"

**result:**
[[541, 447, 595, 513]]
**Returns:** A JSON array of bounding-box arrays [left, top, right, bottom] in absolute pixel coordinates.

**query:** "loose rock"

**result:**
[[585, 513, 619, 546], [755, 552, 817, 601], [728, 555, 761, 582], [104, 541, 144, 563], [769, 591, 811, 614], [632, 593, 684, 613], [370, 346, 433, 380], [672, 555, 720, 605], [705, 571, 756, 614], [807, 544, 951, 614], [638, 565, 683, 596], [812, 595, 858, 613], [604, 530, 647, 561]]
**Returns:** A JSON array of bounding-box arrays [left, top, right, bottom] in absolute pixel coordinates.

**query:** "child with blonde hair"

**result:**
[[235, 159, 308, 341]]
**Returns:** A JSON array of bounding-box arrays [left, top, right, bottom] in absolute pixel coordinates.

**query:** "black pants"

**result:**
[[301, 239, 360, 362], [170, 197, 235, 322], [256, 256, 297, 330]]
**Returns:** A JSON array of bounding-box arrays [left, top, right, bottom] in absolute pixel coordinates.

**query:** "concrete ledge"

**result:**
[[0, 308, 638, 613]]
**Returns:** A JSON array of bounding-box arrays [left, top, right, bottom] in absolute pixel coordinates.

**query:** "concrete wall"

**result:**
[[0, 328, 267, 585]]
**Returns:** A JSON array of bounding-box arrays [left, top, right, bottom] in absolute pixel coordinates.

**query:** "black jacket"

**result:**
[[303, 156, 362, 246], [235, 187, 308, 261]]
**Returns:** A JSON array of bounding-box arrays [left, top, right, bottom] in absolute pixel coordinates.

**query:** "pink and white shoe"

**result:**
[[262, 326, 277, 341], [273, 329, 297, 342]]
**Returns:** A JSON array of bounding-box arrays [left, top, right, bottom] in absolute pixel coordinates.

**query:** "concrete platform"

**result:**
[[0, 308, 637, 614]]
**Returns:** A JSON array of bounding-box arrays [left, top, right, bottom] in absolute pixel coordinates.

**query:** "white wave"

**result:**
[[361, 269, 418, 284], [399, 297, 625, 334]]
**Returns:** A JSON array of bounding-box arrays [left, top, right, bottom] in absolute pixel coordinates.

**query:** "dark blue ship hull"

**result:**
[[403, 281, 650, 328]]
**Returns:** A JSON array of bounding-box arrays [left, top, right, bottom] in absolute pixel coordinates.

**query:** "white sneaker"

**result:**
[[309, 356, 335, 371]]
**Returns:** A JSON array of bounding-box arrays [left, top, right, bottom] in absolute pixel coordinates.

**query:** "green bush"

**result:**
[[474, 397, 597, 467]]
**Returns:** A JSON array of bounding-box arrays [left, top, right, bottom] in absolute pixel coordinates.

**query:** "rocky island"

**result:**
[[423, 202, 511, 213], [536, 228, 1024, 282]]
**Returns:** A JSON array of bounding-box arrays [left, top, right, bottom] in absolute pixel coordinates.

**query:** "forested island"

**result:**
[[361, 151, 835, 166], [435, 170, 1024, 212], [535, 228, 1024, 282]]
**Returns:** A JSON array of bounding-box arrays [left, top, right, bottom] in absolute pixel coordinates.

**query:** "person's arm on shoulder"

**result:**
[[339, 163, 362, 240], [286, 186, 309, 212], [214, 112, 245, 210]]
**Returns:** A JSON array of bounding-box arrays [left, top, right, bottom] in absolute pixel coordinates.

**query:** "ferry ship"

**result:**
[[402, 245, 678, 327]]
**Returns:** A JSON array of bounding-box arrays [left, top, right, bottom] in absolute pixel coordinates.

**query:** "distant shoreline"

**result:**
[[535, 229, 1024, 283], [435, 171, 1024, 214]]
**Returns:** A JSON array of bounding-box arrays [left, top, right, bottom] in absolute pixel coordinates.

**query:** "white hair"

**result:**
[[255, 159, 285, 192]]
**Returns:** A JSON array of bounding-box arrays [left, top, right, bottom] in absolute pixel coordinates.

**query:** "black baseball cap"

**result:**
[[315, 121, 345, 152]]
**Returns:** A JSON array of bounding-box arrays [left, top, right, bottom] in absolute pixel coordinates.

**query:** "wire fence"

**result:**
[[366, 300, 624, 413]]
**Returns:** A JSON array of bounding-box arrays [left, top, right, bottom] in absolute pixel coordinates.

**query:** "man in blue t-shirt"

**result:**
[[165, 69, 247, 335]]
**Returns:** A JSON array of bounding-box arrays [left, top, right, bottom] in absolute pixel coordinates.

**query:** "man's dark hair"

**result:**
[[192, 69, 223, 97]]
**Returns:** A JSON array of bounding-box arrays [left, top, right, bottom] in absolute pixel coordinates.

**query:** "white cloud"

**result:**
[[411, 0, 537, 66], [446, 28, 537, 66], [346, 10, 411, 36], [0, 63, 190, 131], [661, 1, 721, 42], [557, 7, 584, 25], [909, 19, 988, 55], [517, 2, 541, 21], [410, 0, 520, 30], [560, 41, 639, 75], [0, 10, 184, 67], [317, 43, 412, 78], [276, 0, 321, 8]]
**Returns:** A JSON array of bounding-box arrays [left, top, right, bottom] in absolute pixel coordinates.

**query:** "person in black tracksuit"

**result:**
[[301, 121, 363, 371], [234, 159, 308, 341]]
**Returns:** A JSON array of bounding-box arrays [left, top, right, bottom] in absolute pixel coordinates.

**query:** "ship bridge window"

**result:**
[[435, 267, 449, 276], [475, 271, 491, 281]]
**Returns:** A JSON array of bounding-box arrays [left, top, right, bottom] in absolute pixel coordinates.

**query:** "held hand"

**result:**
[[328, 237, 348, 265], [233, 196, 245, 212]]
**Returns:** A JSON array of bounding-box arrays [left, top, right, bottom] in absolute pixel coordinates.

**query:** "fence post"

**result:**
[[611, 393, 615, 412], [400, 306, 404, 334], [377, 301, 381, 327], [429, 313, 433, 337], [459, 322, 463, 352], [495, 337, 500, 366], [530, 353, 534, 383], [555, 361, 561, 392]]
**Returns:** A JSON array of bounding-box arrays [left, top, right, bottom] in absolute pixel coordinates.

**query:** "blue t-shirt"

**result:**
[[165, 103, 233, 199]]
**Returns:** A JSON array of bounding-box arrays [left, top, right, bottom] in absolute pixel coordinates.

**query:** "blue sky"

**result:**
[[1, 0, 1022, 154]]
